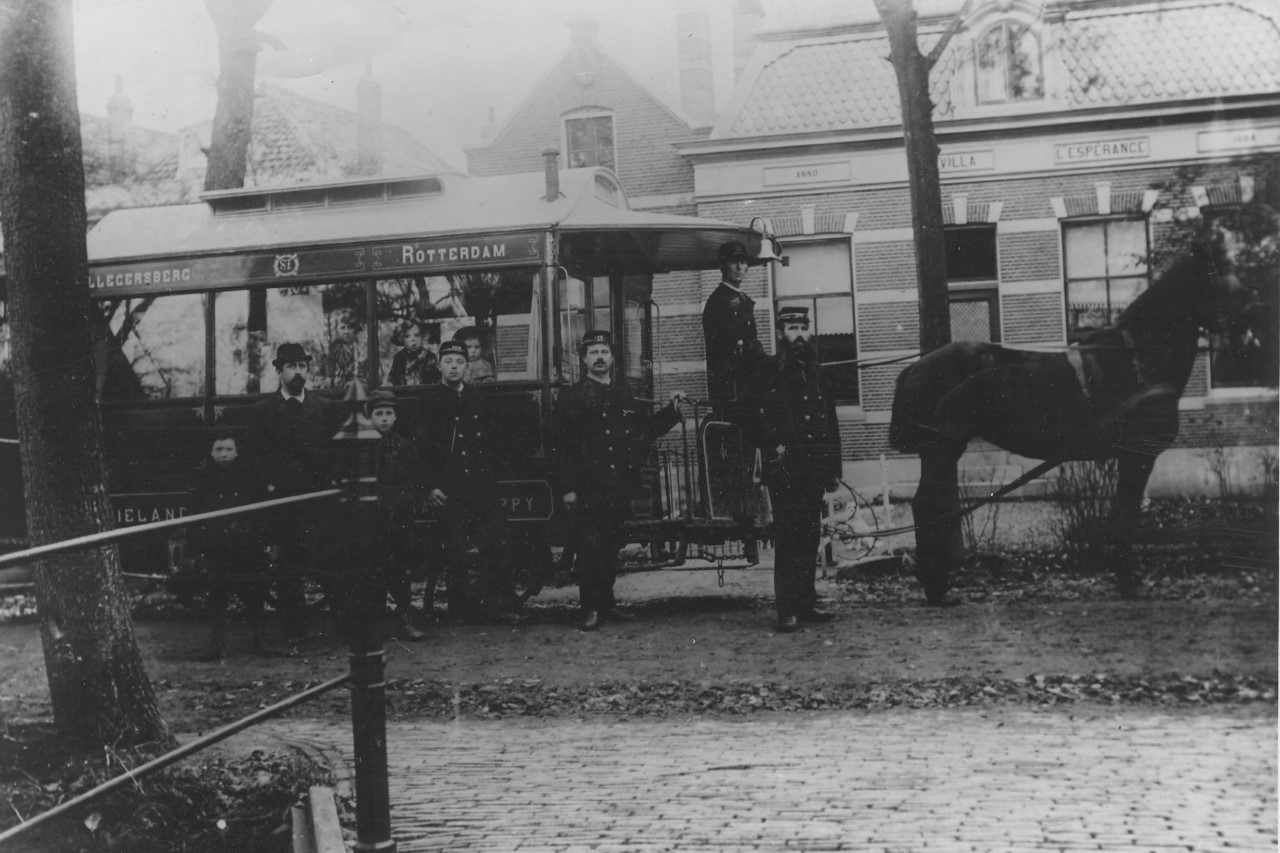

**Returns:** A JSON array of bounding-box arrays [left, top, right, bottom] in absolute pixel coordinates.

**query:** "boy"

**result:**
[[455, 327, 495, 383], [389, 319, 441, 386], [186, 430, 276, 657], [367, 389, 428, 640]]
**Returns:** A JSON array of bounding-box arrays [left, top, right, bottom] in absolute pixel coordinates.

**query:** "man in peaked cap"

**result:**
[[739, 305, 842, 634], [703, 240, 767, 416], [246, 342, 345, 646], [701, 240, 769, 559], [555, 329, 687, 631], [416, 339, 524, 624]]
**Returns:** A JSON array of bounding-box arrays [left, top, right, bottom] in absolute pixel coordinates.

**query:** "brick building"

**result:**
[[464, 0, 1276, 497], [677, 0, 1279, 496]]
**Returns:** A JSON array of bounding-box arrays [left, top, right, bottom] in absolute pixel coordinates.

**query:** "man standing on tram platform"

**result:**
[[417, 340, 525, 624], [556, 330, 687, 632], [701, 240, 768, 557], [740, 306, 841, 634], [246, 342, 345, 645]]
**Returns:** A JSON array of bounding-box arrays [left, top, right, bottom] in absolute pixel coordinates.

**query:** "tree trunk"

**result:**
[[875, 0, 952, 353], [204, 0, 273, 391], [0, 0, 170, 747]]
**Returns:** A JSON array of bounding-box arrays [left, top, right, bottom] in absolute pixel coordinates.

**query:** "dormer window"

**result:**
[[975, 21, 1043, 105]]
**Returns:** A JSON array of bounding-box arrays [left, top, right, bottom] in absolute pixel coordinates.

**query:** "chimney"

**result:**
[[106, 75, 133, 182], [676, 1, 715, 125], [542, 148, 560, 202], [732, 0, 765, 84], [356, 61, 382, 176]]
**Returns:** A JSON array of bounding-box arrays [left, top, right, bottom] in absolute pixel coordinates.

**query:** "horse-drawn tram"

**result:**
[[78, 163, 776, 581]]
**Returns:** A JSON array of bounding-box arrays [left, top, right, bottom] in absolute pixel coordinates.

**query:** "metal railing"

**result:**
[[0, 484, 399, 852]]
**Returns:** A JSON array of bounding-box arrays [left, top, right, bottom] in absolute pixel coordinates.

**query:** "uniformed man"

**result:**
[[740, 306, 842, 633], [556, 330, 687, 631], [417, 340, 523, 623], [701, 240, 768, 556], [702, 240, 767, 417]]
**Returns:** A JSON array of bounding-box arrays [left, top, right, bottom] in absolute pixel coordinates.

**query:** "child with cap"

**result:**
[[367, 389, 428, 640]]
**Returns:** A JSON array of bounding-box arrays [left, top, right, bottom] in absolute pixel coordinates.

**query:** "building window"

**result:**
[[565, 114, 615, 170], [774, 239, 858, 404], [945, 225, 1000, 342], [1204, 206, 1278, 390], [1063, 218, 1150, 341], [975, 21, 1043, 105]]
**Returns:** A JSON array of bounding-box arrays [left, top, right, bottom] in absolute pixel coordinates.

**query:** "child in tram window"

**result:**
[[455, 327, 495, 383], [184, 430, 275, 658], [388, 319, 441, 387], [366, 390, 428, 641]]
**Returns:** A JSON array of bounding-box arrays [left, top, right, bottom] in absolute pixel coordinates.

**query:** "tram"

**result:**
[[49, 160, 777, 578]]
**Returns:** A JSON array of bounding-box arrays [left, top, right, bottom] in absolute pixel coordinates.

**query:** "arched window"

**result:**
[[975, 21, 1043, 105]]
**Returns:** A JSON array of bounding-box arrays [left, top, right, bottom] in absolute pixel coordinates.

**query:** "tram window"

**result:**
[[214, 283, 367, 395], [375, 271, 539, 384], [559, 275, 588, 383], [100, 293, 205, 400]]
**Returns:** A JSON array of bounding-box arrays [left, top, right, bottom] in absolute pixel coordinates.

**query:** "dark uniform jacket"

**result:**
[[555, 378, 681, 504], [417, 383, 498, 497], [374, 430, 421, 512], [740, 352, 841, 487], [246, 391, 343, 495], [187, 457, 265, 562], [702, 282, 767, 406]]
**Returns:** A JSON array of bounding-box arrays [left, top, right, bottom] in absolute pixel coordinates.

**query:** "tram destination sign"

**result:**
[[88, 231, 544, 296]]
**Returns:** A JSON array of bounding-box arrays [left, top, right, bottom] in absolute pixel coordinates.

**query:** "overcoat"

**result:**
[[740, 352, 841, 487], [245, 391, 343, 495], [702, 283, 767, 406], [416, 383, 499, 497]]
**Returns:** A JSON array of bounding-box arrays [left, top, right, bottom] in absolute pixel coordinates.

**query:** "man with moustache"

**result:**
[[740, 307, 842, 633], [246, 342, 344, 644], [556, 330, 686, 631], [417, 339, 523, 623]]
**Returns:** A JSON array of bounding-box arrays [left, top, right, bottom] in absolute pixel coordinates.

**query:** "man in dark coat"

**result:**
[[701, 240, 768, 556], [556, 330, 686, 631], [417, 340, 523, 623], [740, 306, 842, 633], [246, 342, 344, 643], [702, 240, 766, 417]]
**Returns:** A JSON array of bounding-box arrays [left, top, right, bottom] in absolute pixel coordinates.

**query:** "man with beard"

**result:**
[[247, 342, 344, 645], [740, 307, 842, 633], [556, 330, 686, 631], [417, 340, 524, 624]]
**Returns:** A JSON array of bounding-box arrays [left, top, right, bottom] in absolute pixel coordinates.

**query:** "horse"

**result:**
[[889, 240, 1254, 605]]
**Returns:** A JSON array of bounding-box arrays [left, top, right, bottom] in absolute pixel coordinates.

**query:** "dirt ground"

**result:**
[[1, 501, 1275, 731]]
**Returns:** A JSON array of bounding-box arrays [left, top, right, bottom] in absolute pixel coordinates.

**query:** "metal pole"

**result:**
[[0, 674, 351, 846], [0, 488, 344, 570], [349, 617, 395, 852]]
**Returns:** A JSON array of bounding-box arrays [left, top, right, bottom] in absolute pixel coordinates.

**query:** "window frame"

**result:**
[[1201, 204, 1279, 394], [944, 224, 1001, 343], [770, 235, 860, 406], [1061, 215, 1152, 343], [563, 110, 617, 172], [973, 19, 1044, 106]]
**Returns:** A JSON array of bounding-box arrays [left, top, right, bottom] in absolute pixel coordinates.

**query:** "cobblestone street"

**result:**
[[267, 706, 1276, 852]]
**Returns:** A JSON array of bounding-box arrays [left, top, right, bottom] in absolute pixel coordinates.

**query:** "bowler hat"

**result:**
[[366, 389, 398, 414], [777, 305, 810, 326], [717, 240, 749, 262], [438, 340, 467, 359], [272, 342, 311, 368]]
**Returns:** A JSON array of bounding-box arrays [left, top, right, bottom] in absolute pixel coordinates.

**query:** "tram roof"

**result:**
[[86, 168, 757, 277]]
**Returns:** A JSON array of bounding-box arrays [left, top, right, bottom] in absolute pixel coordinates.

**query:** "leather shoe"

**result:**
[[579, 610, 601, 632], [775, 615, 800, 633], [798, 609, 835, 623]]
